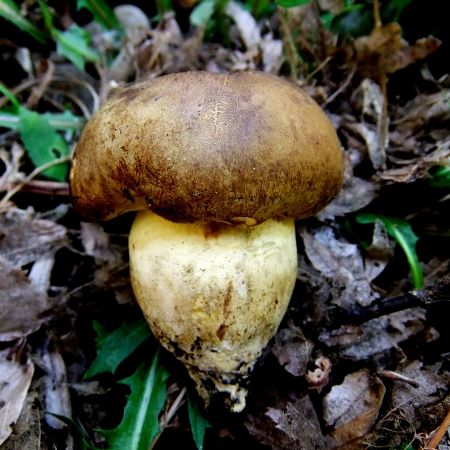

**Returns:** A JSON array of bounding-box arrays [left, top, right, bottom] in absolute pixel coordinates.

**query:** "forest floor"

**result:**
[[0, 1, 449, 449]]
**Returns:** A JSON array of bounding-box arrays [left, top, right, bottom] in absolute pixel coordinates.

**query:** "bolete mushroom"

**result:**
[[70, 71, 344, 412]]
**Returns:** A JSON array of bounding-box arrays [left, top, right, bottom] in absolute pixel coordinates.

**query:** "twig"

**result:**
[[150, 387, 187, 450], [377, 370, 420, 388], [322, 65, 356, 106], [0, 155, 70, 209], [426, 408, 450, 449], [5, 179, 69, 196]]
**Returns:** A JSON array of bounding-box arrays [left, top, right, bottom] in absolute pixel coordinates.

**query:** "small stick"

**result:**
[[377, 369, 420, 388], [426, 408, 450, 449]]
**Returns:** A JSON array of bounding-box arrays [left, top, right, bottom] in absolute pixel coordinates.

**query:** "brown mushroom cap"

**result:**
[[70, 71, 344, 224]]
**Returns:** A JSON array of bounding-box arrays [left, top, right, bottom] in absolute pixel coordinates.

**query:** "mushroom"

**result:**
[[70, 71, 344, 412]]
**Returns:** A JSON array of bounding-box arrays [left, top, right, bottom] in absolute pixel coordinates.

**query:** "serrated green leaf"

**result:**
[[101, 349, 169, 450], [77, 0, 120, 29], [356, 213, 424, 289], [54, 24, 99, 70], [85, 317, 152, 379], [18, 108, 70, 181], [190, 0, 215, 27], [276, 0, 312, 8], [0, 0, 47, 43], [188, 393, 210, 450]]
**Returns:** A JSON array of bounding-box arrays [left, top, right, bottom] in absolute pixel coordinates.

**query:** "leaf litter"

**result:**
[[0, 0, 449, 449]]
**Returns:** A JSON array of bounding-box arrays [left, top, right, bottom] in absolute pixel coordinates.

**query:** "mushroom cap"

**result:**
[[70, 71, 344, 224]]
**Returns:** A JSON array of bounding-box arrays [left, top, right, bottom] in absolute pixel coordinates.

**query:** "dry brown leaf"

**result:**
[[368, 361, 450, 448], [0, 348, 34, 446], [1, 391, 41, 450], [272, 325, 313, 377], [379, 142, 450, 183], [0, 257, 53, 341], [226, 1, 260, 50], [305, 356, 332, 390], [352, 23, 441, 81], [323, 369, 385, 448], [318, 153, 379, 219], [39, 344, 72, 430], [0, 208, 67, 268], [300, 225, 379, 310], [247, 392, 329, 450], [318, 308, 433, 360]]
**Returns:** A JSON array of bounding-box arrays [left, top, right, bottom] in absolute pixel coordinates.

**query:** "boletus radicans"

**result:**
[[70, 71, 344, 412]]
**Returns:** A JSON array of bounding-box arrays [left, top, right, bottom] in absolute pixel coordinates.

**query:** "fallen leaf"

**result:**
[[39, 343, 72, 430], [0, 391, 41, 450], [323, 369, 385, 448], [0, 208, 67, 267], [272, 324, 313, 377], [318, 153, 379, 219], [0, 257, 53, 341], [0, 348, 34, 446], [226, 1, 261, 50], [300, 225, 379, 310], [351, 23, 441, 81], [318, 308, 433, 360], [247, 392, 329, 450], [305, 356, 332, 390], [368, 361, 450, 448]]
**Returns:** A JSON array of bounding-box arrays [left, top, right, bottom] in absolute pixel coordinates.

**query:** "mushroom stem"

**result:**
[[129, 210, 297, 412]]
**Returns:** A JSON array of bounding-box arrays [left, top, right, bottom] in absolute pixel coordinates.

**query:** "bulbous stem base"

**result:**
[[129, 210, 297, 412]]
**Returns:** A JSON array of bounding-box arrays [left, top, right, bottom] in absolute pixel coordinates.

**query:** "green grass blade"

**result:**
[[356, 213, 424, 289], [77, 0, 120, 29], [0, 0, 47, 43], [188, 393, 210, 450]]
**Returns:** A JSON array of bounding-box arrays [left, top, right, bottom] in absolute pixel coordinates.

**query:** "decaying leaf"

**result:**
[[300, 225, 379, 310], [0, 208, 67, 267], [0, 391, 41, 450], [39, 343, 72, 430], [351, 23, 441, 81], [272, 324, 313, 377], [318, 308, 434, 360], [367, 361, 450, 448], [0, 348, 34, 446], [247, 392, 329, 450], [0, 257, 53, 341], [305, 356, 332, 390], [323, 369, 385, 449], [318, 154, 379, 219]]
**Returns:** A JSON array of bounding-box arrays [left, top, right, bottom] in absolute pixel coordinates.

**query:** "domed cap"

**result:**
[[70, 71, 344, 224]]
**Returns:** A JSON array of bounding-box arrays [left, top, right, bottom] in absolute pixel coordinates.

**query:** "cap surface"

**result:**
[[70, 71, 344, 224]]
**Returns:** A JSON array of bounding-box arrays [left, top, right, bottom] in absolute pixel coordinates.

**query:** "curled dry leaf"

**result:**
[[323, 369, 385, 449], [351, 23, 441, 81], [379, 141, 450, 184], [247, 392, 329, 450], [226, 1, 260, 51], [300, 225, 379, 310], [318, 153, 379, 219], [318, 308, 434, 360], [108, 5, 151, 82], [305, 356, 332, 390], [0, 348, 34, 446], [272, 324, 313, 377], [39, 343, 72, 430]]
